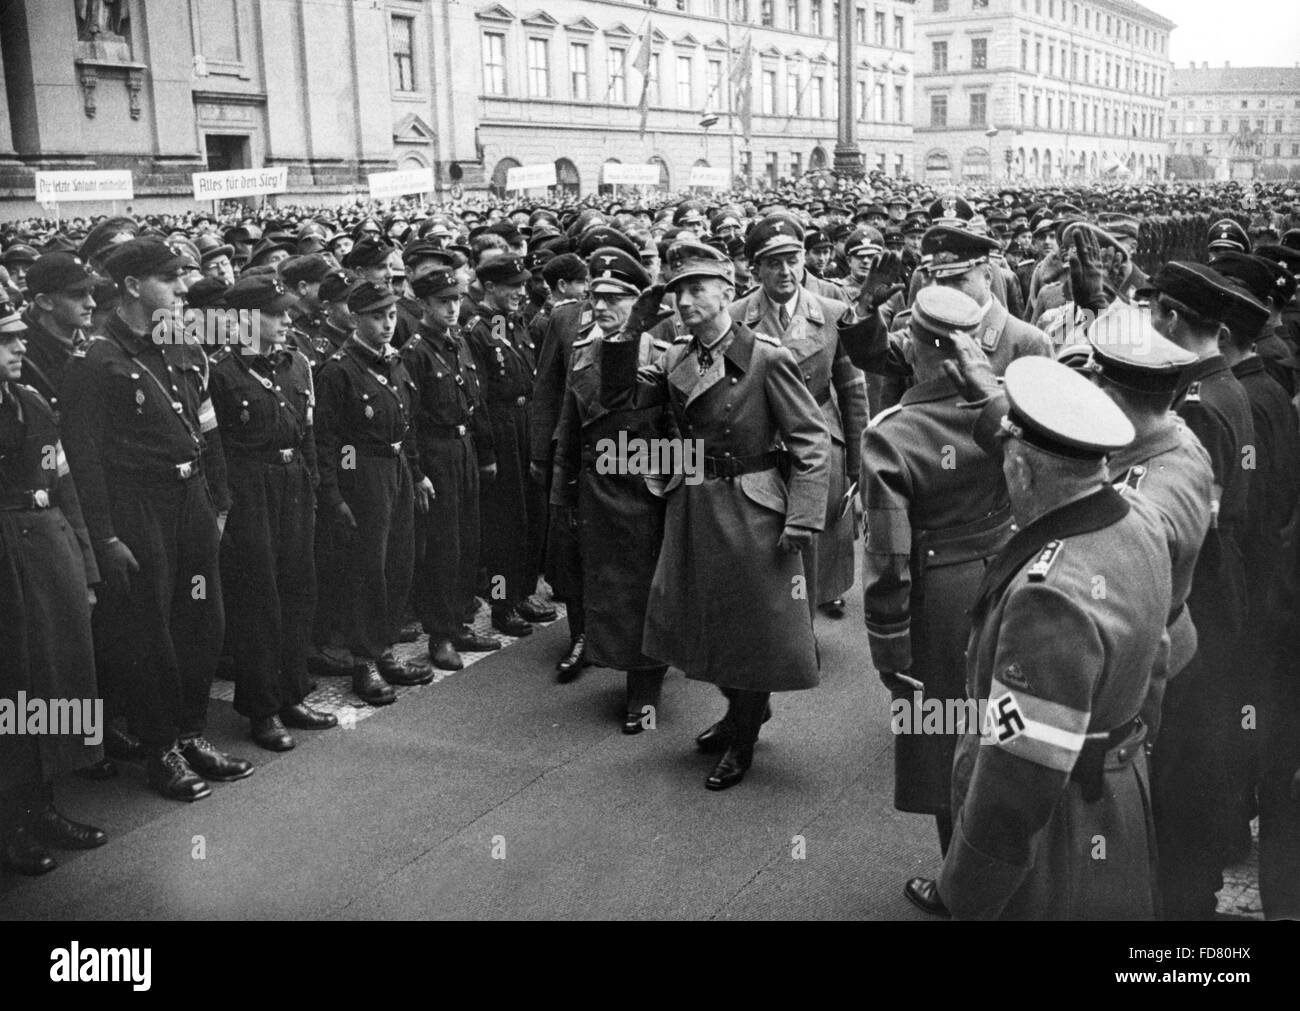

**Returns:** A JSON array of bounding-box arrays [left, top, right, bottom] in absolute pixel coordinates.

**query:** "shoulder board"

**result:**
[[211, 346, 233, 364], [579, 310, 594, 326], [867, 403, 904, 429], [554, 298, 576, 308], [1026, 540, 1063, 582], [405, 333, 422, 348], [572, 335, 595, 349], [466, 316, 482, 331], [754, 330, 781, 347], [329, 351, 346, 361], [1114, 465, 1147, 495], [16, 382, 38, 397], [1184, 381, 1201, 404], [673, 333, 691, 344], [289, 346, 312, 368]]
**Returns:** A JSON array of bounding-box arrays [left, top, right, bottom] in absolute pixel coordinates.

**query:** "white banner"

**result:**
[[34, 170, 134, 204], [688, 165, 731, 189], [368, 167, 435, 201], [603, 163, 662, 186], [191, 166, 289, 201], [506, 163, 557, 192]]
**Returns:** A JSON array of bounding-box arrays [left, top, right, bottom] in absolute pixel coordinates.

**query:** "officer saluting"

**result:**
[[61, 237, 252, 802], [940, 358, 1170, 920], [209, 275, 336, 751], [314, 281, 433, 706]]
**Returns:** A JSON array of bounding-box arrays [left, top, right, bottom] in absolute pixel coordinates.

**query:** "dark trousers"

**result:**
[[337, 454, 414, 659], [719, 687, 771, 745], [96, 476, 224, 750], [625, 666, 667, 715], [480, 402, 532, 611], [221, 458, 316, 720], [414, 435, 480, 639]]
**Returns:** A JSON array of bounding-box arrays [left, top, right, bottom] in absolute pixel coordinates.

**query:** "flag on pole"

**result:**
[[635, 20, 654, 137], [731, 32, 754, 143]]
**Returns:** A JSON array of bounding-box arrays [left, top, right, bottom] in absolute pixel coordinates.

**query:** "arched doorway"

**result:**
[[1030, 149, 1039, 177], [1089, 152, 1098, 177], [924, 149, 952, 183], [489, 157, 521, 198], [809, 146, 829, 170], [598, 157, 622, 196], [1042, 149, 1053, 179], [554, 157, 580, 198], [1017, 148, 1026, 178], [649, 155, 670, 191]]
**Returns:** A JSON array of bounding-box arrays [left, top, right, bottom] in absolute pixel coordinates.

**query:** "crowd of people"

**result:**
[[1, 168, 1298, 921]]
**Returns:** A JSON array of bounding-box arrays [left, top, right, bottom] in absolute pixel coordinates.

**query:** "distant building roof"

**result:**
[[1097, 0, 1177, 31], [1171, 67, 1300, 94]]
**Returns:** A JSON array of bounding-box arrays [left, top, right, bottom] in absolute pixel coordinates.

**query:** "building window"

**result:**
[[1048, 46, 1054, 77], [761, 0, 774, 27], [874, 82, 886, 121], [1276, 119, 1284, 133], [570, 43, 590, 100], [786, 0, 799, 31], [706, 59, 723, 105], [765, 150, 779, 184], [1032, 94, 1040, 127], [857, 80, 867, 120], [893, 14, 904, 49], [931, 93, 948, 127], [1221, 119, 1228, 133], [650, 53, 661, 104], [787, 70, 801, 115], [1203, 119, 1211, 134], [1035, 43, 1042, 74], [1292, 143, 1300, 156], [676, 0, 687, 9], [895, 153, 906, 177], [933, 41, 948, 72], [970, 92, 986, 128], [677, 55, 693, 107], [761, 68, 777, 114], [856, 7, 867, 44], [810, 0, 823, 34], [482, 32, 506, 95], [934, 0, 949, 10], [1020, 38, 1028, 70], [894, 84, 905, 122], [607, 47, 627, 103], [528, 38, 551, 98], [972, 0, 988, 8], [733, 0, 749, 21], [971, 38, 987, 70], [790, 151, 802, 177], [390, 15, 416, 92], [810, 75, 824, 117], [872, 11, 885, 46], [710, 0, 723, 14]]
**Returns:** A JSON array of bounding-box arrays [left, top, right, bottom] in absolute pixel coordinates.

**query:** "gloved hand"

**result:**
[[940, 332, 1000, 404], [97, 537, 140, 597], [857, 251, 906, 312], [1067, 226, 1109, 317], [624, 284, 673, 339], [777, 525, 815, 554]]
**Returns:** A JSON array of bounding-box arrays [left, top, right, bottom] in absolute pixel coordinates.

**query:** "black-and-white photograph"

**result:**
[[0, 0, 1296, 946]]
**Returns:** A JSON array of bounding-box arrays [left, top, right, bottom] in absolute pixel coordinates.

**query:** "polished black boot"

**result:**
[[2, 818, 57, 876], [705, 691, 769, 791], [696, 691, 772, 753], [31, 804, 108, 850], [556, 635, 587, 684], [622, 666, 667, 734]]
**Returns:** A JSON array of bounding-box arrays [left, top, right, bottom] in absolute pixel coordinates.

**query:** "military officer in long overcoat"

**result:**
[[551, 248, 670, 733], [730, 217, 868, 618], [600, 242, 829, 791]]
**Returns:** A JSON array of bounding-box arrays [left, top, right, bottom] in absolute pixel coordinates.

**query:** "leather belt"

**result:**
[[229, 447, 301, 465], [1069, 716, 1144, 803], [118, 460, 203, 485], [425, 423, 470, 439], [489, 396, 528, 408], [701, 451, 783, 480], [355, 441, 404, 459], [0, 489, 52, 510]]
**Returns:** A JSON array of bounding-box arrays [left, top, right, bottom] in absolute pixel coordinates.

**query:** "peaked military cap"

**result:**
[[1084, 305, 1196, 394], [347, 281, 399, 314], [664, 240, 734, 290], [1137, 261, 1269, 328], [222, 274, 298, 313], [922, 225, 999, 279], [318, 270, 358, 304], [342, 235, 395, 270], [927, 194, 974, 225], [804, 228, 834, 251], [475, 255, 530, 286], [25, 252, 101, 296], [744, 216, 804, 262], [1207, 218, 1251, 255], [587, 248, 650, 296], [1002, 357, 1135, 460], [909, 285, 981, 349], [845, 227, 885, 258], [101, 237, 191, 285], [411, 269, 460, 300]]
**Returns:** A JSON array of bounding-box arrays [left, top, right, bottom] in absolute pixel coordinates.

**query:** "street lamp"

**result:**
[[700, 111, 719, 162]]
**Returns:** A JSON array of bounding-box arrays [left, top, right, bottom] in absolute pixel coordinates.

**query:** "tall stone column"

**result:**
[[833, 0, 861, 175]]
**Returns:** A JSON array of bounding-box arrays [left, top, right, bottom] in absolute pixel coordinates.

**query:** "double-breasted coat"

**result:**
[[551, 327, 670, 671], [599, 320, 830, 691], [730, 287, 868, 606]]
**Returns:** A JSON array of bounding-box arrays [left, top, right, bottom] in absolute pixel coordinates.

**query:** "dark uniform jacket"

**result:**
[[209, 345, 319, 484], [18, 308, 82, 422], [529, 298, 587, 466], [401, 321, 493, 471], [61, 312, 231, 544], [940, 487, 1171, 920]]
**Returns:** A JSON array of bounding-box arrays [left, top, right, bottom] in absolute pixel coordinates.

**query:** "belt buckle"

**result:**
[[176, 461, 194, 480], [390, 441, 402, 456], [515, 396, 525, 407], [32, 489, 50, 508], [279, 448, 294, 464], [455, 424, 466, 436]]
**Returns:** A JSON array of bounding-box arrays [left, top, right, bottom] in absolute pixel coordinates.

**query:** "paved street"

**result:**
[[0, 566, 1262, 920]]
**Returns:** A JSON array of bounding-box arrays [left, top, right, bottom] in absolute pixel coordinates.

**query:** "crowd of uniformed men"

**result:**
[[1, 171, 1298, 921]]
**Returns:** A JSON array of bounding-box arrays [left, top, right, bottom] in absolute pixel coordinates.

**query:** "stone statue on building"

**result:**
[[75, 0, 130, 42]]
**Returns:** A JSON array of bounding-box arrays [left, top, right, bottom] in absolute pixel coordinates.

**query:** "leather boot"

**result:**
[[623, 666, 666, 734], [556, 635, 587, 683], [2, 817, 57, 876], [429, 638, 464, 671], [32, 804, 108, 850], [705, 690, 768, 791]]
